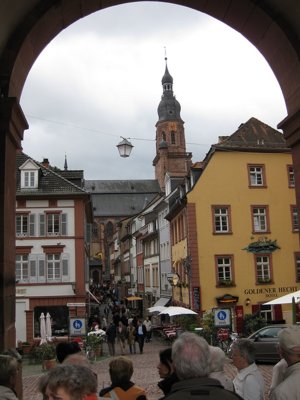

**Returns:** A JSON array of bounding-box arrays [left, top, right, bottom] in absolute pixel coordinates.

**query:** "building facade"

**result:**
[[186, 118, 300, 329], [15, 153, 92, 342]]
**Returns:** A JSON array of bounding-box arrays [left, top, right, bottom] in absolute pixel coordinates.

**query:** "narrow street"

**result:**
[[23, 337, 274, 400]]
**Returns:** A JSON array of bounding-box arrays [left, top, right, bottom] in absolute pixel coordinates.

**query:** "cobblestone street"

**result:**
[[22, 338, 274, 400]]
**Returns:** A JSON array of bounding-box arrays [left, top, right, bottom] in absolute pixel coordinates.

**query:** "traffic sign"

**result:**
[[69, 318, 86, 336], [214, 308, 231, 327]]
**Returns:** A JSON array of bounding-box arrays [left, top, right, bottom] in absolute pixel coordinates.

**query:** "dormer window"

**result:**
[[20, 159, 39, 189]]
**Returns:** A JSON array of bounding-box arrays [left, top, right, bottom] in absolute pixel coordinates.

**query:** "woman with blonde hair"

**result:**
[[100, 356, 147, 399]]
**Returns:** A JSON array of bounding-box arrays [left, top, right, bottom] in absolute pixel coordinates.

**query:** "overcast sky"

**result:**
[[20, 2, 287, 180]]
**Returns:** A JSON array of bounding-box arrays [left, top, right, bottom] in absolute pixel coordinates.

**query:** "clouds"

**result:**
[[21, 2, 286, 180]]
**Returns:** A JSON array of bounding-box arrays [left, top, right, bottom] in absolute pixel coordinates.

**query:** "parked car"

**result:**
[[247, 324, 287, 363]]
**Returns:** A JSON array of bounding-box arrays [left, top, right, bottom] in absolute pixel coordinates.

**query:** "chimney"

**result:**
[[42, 158, 50, 168]]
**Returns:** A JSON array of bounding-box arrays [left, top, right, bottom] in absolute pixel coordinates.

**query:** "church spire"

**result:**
[[157, 56, 183, 123], [64, 154, 68, 171]]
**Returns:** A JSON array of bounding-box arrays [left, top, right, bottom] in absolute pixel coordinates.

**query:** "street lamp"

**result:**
[[117, 137, 134, 158]]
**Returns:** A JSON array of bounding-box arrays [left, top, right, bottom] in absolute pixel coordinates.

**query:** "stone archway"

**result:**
[[1, 0, 300, 351]]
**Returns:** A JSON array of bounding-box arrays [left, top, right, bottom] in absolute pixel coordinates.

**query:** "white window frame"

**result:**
[[256, 255, 271, 281], [249, 166, 264, 186], [253, 207, 268, 232], [213, 207, 230, 233], [16, 254, 29, 282], [216, 256, 232, 282]]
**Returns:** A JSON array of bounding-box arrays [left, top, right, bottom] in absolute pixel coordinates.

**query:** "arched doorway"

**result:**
[[1, 0, 300, 351]]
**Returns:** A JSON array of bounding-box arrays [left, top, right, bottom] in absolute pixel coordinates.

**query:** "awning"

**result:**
[[263, 290, 300, 305], [126, 296, 143, 301], [153, 297, 171, 307]]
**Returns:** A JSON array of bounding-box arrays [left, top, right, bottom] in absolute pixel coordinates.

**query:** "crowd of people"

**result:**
[[1, 324, 300, 399]]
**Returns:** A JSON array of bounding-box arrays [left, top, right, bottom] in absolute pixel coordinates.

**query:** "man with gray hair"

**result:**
[[164, 332, 242, 399], [270, 325, 300, 400], [0, 355, 19, 399], [231, 338, 264, 400]]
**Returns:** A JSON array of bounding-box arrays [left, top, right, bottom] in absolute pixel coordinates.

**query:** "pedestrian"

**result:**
[[231, 338, 264, 400], [136, 319, 147, 354], [164, 332, 242, 400], [102, 316, 108, 330], [38, 364, 98, 400], [157, 348, 179, 398], [270, 325, 300, 400], [99, 356, 147, 399], [117, 320, 127, 355], [209, 345, 234, 391], [106, 321, 117, 357], [268, 356, 287, 397], [0, 355, 19, 400], [143, 316, 152, 343], [127, 321, 137, 354]]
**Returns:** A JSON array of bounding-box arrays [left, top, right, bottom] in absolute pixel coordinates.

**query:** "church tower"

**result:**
[[153, 58, 192, 191]]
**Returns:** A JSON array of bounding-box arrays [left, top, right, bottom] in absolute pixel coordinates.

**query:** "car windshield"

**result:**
[[257, 327, 282, 338]]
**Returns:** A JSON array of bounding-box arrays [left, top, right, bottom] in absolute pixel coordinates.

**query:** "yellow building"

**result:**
[[187, 118, 300, 330]]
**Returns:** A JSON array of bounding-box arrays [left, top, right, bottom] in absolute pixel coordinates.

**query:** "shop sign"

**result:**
[[244, 286, 298, 298]]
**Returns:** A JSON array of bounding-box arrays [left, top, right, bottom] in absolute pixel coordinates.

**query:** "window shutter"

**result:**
[[38, 255, 46, 282], [39, 214, 45, 236], [29, 257, 37, 283], [61, 213, 67, 235], [29, 214, 35, 236], [274, 304, 283, 322], [252, 304, 260, 314], [62, 254, 69, 282]]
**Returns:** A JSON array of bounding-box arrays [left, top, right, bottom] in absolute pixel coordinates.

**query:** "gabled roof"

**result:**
[[85, 180, 160, 194], [212, 117, 290, 153], [16, 153, 88, 196], [85, 179, 161, 217]]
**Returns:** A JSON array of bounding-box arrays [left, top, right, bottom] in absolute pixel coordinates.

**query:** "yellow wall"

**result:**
[[187, 150, 299, 315]]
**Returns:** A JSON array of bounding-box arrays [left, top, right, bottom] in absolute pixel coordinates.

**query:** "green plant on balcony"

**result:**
[[218, 279, 233, 287], [243, 237, 280, 253], [257, 277, 271, 284]]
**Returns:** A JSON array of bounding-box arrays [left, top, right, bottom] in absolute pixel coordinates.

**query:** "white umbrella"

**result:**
[[39, 312, 47, 345], [159, 306, 197, 316], [147, 306, 166, 313], [45, 312, 52, 340], [263, 290, 300, 305]]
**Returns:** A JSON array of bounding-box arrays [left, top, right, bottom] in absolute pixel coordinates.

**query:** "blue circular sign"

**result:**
[[217, 310, 227, 321], [73, 319, 83, 329]]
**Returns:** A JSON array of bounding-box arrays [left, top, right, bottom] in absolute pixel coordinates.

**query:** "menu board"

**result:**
[[193, 287, 200, 311]]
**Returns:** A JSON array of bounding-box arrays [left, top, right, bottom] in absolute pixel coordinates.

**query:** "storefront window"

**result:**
[[34, 305, 69, 337]]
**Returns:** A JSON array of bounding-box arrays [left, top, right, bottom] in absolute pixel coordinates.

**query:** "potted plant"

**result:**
[[30, 342, 56, 370], [86, 334, 104, 358], [21, 341, 31, 355]]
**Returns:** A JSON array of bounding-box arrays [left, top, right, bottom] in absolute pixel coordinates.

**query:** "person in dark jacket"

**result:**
[[164, 332, 242, 400], [136, 319, 147, 354], [106, 321, 117, 356], [157, 348, 179, 398]]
